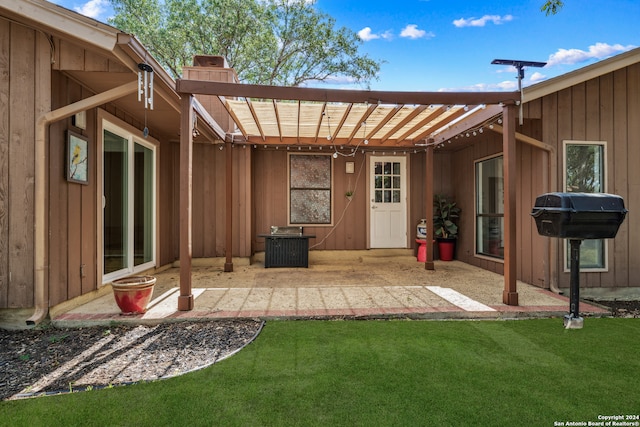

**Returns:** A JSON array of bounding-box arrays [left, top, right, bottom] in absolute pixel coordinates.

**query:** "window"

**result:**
[[373, 160, 402, 203], [289, 154, 332, 225], [475, 156, 504, 259], [564, 141, 607, 270], [102, 121, 156, 282]]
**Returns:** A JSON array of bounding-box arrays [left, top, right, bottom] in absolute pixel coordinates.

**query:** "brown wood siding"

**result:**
[[48, 75, 100, 305], [0, 22, 37, 308], [188, 143, 253, 258], [0, 19, 10, 308], [538, 63, 640, 290], [450, 121, 550, 286], [625, 63, 640, 287]]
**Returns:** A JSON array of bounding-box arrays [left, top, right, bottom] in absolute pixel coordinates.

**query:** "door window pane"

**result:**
[[374, 161, 402, 204], [475, 156, 504, 259], [104, 130, 128, 274], [134, 143, 154, 266]]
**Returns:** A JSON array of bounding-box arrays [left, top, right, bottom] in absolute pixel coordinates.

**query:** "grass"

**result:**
[[1, 318, 639, 426]]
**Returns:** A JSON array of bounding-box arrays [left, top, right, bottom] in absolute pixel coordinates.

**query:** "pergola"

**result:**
[[175, 78, 522, 310]]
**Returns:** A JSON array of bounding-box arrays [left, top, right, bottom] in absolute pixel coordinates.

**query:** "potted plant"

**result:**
[[433, 194, 461, 261], [345, 190, 354, 201]]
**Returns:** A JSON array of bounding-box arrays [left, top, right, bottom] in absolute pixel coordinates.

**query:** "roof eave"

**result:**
[[0, 0, 119, 52], [524, 47, 640, 103]]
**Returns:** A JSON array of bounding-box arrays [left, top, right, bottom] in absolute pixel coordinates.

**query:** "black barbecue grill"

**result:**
[[531, 192, 628, 328]]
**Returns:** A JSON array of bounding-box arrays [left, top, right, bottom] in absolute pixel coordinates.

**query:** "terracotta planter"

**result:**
[[111, 275, 156, 314]]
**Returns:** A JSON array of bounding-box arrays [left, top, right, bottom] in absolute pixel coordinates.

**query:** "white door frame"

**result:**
[[368, 154, 409, 248]]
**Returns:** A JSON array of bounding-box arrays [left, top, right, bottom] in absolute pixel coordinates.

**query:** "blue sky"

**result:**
[[49, 0, 639, 92]]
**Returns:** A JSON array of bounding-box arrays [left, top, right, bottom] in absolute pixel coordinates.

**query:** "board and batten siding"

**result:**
[[449, 120, 549, 289], [540, 62, 640, 291], [0, 22, 51, 309]]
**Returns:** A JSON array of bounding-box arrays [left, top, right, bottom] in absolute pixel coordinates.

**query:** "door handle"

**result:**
[[372, 205, 378, 209]]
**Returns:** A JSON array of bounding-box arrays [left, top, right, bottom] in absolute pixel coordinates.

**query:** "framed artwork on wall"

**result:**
[[66, 130, 89, 184]]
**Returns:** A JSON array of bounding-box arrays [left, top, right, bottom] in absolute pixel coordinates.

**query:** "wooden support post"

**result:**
[[224, 140, 233, 272], [502, 104, 518, 306], [178, 94, 194, 311], [425, 141, 435, 270]]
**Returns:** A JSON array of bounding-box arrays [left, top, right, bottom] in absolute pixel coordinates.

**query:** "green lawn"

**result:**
[[2, 318, 639, 426]]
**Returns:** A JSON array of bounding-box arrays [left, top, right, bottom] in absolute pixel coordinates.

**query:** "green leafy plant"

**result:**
[[48, 334, 69, 344], [433, 194, 461, 239]]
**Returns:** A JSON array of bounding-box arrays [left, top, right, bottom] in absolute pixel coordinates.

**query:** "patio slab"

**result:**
[[51, 252, 609, 327]]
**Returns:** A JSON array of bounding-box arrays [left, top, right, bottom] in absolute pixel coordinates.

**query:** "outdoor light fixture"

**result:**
[[491, 58, 547, 125]]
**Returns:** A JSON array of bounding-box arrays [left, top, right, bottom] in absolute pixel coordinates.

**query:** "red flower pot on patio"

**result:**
[[437, 238, 456, 261], [111, 275, 156, 314]]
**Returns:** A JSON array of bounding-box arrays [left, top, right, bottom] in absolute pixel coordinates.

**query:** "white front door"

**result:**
[[369, 156, 407, 248]]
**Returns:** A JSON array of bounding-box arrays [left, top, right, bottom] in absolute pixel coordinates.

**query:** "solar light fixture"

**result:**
[[492, 59, 547, 124]]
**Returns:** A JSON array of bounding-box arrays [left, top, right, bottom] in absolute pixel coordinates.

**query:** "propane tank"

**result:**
[[416, 219, 427, 239]]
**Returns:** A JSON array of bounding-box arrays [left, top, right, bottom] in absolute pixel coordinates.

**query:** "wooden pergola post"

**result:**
[[178, 94, 194, 311], [502, 104, 518, 306], [224, 140, 233, 272], [425, 140, 435, 270]]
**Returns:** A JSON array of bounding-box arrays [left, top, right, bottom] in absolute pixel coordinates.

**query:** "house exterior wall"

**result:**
[[449, 123, 549, 288], [0, 21, 44, 310], [47, 78, 179, 306], [186, 143, 252, 258], [0, 24, 183, 310], [536, 62, 640, 296]]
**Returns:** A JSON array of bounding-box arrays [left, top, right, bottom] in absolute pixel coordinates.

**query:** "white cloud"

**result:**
[[453, 14, 513, 28], [546, 43, 636, 67], [400, 24, 434, 40], [358, 27, 379, 41], [74, 0, 110, 19], [529, 71, 546, 82], [438, 80, 519, 92], [358, 27, 393, 41]]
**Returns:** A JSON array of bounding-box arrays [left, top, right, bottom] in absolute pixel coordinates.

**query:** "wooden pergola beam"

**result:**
[[502, 104, 518, 306], [176, 80, 520, 106], [178, 94, 195, 311]]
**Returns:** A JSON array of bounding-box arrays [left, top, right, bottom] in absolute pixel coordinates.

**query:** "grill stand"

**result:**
[[564, 239, 584, 329]]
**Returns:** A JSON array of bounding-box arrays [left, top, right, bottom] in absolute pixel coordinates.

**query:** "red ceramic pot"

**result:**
[[111, 275, 156, 314]]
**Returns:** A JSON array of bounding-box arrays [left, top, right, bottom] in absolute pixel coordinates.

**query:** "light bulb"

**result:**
[[326, 135, 332, 140], [364, 139, 369, 145], [332, 152, 338, 158]]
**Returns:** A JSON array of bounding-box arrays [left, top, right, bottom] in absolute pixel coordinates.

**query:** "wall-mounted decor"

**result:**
[[289, 154, 332, 224], [66, 130, 89, 184], [72, 111, 87, 130]]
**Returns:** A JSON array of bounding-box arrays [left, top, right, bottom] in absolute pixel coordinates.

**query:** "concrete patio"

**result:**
[[51, 250, 609, 327]]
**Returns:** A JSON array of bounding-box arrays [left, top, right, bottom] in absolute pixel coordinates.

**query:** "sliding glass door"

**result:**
[[103, 122, 155, 282]]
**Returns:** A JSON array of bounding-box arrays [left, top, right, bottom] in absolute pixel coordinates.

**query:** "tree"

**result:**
[[110, 0, 381, 87], [541, 0, 564, 15]]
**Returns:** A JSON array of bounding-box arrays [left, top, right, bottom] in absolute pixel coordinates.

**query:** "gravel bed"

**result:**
[[0, 319, 263, 400]]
